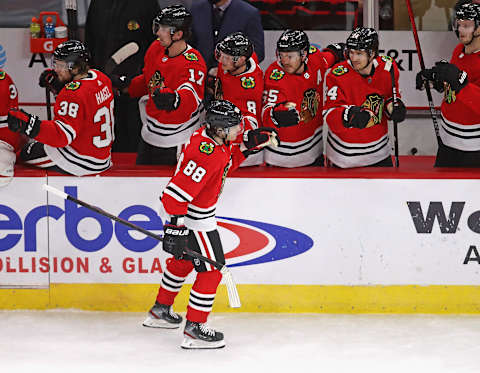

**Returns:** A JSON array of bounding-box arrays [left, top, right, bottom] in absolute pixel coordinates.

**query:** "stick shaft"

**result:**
[[405, 0, 441, 141], [46, 186, 225, 270], [389, 65, 400, 167]]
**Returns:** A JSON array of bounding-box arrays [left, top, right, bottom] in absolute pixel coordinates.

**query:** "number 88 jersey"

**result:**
[[159, 126, 246, 231], [35, 69, 115, 176]]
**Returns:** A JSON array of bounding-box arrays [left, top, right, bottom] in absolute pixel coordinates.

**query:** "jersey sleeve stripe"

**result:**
[[165, 182, 194, 202], [177, 82, 201, 105], [55, 120, 77, 143]]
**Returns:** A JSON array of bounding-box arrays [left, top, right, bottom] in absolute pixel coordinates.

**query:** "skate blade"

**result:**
[[180, 336, 226, 349], [142, 316, 181, 329]]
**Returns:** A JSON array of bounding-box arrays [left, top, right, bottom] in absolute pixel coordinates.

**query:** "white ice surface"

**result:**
[[1, 311, 480, 373]]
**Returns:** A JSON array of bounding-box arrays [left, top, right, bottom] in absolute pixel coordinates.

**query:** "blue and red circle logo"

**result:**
[[217, 217, 314, 267]]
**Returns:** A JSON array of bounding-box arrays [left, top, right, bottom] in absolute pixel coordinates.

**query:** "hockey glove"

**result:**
[[109, 74, 131, 91], [385, 98, 407, 123], [431, 61, 468, 94], [271, 102, 300, 127], [242, 127, 279, 157], [39, 69, 64, 95], [322, 43, 346, 64], [152, 87, 180, 111], [7, 108, 41, 138], [162, 221, 189, 260], [343, 106, 372, 129]]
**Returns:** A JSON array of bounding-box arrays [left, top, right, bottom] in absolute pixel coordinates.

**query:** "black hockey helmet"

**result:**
[[206, 100, 242, 129], [153, 4, 192, 35], [53, 40, 91, 71], [455, 2, 480, 28], [346, 27, 379, 56], [216, 32, 254, 59], [276, 29, 310, 55]]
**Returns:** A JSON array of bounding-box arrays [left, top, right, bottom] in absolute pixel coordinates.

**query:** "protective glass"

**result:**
[[152, 23, 175, 35]]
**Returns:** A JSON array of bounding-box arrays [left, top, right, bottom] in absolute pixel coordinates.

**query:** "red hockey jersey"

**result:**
[[262, 46, 336, 167], [439, 44, 480, 151], [215, 57, 264, 126], [129, 41, 207, 148], [36, 69, 114, 176], [0, 70, 21, 151], [323, 56, 400, 168], [159, 126, 246, 231]]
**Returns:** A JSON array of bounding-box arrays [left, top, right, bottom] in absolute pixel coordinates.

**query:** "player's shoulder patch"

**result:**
[[269, 68, 285, 81], [184, 52, 199, 61], [65, 81, 81, 91], [308, 45, 318, 54], [199, 141, 215, 155], [380, 54, 393, 63], [240, 76, 255, 89], [331, 65, 349, 76], [0, 70, 5, 80]]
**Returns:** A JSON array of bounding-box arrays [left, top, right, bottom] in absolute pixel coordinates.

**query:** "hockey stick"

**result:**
[[45, 88, 52, 120], [104, 42, 140, 75], [388, 65, 399, 167], [405, 0, 442, 145], [43, 184, 241, 308], [65, 0, 78, 40]]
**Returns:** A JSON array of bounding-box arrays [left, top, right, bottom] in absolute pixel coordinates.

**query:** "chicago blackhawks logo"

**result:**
[[219, 158, 232, 196], [184, 53, 198, 61], [240, 76, 255, 89], [380, 55, 393, 63], [361, 93, 384, 127], [269, 69, 285, 80], [148, 70, 164, 93], [299, 88, 320, 123], [332, 65, 348, 76], [127, 20, 140, 31], [309, 45, 318, 54], [66, 81, 81, 90], [0, 71, 5, 80], [199, 142, 215, 155]]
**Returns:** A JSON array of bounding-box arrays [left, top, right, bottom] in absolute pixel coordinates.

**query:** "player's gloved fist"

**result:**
[[152, 87, 180, 111], [38, 69, 64, 94], [109, 74, 131, 91], [242, 127, 280, 157], [7, 108, 42, 138], [323, 42, 346, 64], [343, 106, 372, 129], [386, 98, 407, 123], [271, 102, 300, 127], [431, 61, 468, 93], [162, 222, 189, 260]]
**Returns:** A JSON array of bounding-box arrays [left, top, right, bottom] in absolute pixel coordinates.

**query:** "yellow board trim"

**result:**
[[1, 284, 480, 313]]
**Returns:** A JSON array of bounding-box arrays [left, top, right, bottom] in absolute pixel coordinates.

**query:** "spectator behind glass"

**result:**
[[85, 0, 160, 152], [189, 0, 265, 87]]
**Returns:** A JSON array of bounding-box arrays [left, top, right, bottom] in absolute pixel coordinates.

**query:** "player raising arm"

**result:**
[[143, 100, 277, 349]]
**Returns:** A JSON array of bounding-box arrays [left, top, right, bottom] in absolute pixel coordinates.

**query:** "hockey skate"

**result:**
[[181, 320, 225, 349], [142, 302, 183, 329]]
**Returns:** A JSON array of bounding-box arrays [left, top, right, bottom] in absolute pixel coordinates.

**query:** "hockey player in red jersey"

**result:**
[[214, 32, 264, 166], [142, 100, 277, 349], [111, 5, 207, 165], [0, 69, 22, 186], [262, 29, 345, 167], [416, 2, 480, 167], [323, 27, 406, 168], [7, 40, 114, 176]]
